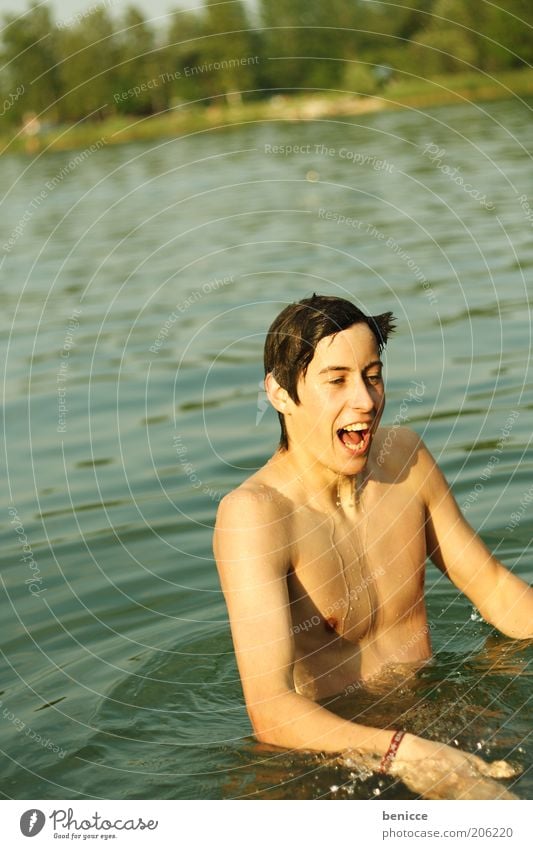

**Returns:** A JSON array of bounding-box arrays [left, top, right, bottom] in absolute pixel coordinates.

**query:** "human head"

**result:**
[[264, 293, 396, 450]]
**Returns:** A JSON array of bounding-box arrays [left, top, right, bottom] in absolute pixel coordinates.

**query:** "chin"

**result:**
[[340, 456, 369, 475]]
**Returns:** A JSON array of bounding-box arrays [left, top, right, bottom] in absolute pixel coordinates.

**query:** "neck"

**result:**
[[336, 469, 370, 510], [272, 445, 371, 511]]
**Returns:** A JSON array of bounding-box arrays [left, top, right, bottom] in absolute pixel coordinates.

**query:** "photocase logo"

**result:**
[[20, 809, 46, 837]]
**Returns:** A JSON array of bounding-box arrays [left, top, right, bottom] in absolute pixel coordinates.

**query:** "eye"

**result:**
[[366, 373, 383, 385], [329, 377, 345, 385]]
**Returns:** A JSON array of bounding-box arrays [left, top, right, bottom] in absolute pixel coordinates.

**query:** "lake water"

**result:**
[[1, 97, 532, 800]]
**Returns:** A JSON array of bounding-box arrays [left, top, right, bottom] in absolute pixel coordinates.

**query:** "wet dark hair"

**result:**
[[264, 294, 396, 450]]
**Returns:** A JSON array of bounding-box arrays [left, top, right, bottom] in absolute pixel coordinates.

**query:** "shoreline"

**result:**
[[4, 68, 533, 157]]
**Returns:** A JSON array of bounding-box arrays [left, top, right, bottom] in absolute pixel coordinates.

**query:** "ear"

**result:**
[[264, 371, 290, 414]]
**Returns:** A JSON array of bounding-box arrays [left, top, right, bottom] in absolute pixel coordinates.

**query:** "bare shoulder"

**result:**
[[374, 425, 424, 474], [374, 425, 448, 503], [214, 480, 292, 577], [216, 480, 289, 527]]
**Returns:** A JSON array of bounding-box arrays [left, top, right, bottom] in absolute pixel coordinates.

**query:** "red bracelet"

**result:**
[[379, 730, 405, 773]]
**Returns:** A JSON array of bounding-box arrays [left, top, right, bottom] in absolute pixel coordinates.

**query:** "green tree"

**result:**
[[475, 0, 533, 68], [202, 0, 257, 103], [56, 7, 121, 121], [417, 1, 495, 72], [410, 27, 478, 75], [342, 0, 438, 72], [115, 6, 168, 114], [411, 0, 533, 74], [0, 2, 62, 124], [163, 8, 209, 104], [259, 0, 358, 91]]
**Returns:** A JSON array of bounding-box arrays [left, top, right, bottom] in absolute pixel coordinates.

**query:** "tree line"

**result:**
[[2, 0, 532, 126]]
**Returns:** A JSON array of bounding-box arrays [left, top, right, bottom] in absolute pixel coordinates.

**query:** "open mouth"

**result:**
[[336, 422, 372, 454]]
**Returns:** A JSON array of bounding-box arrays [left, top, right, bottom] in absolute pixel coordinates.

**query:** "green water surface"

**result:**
[[1, 97, 532, 799]]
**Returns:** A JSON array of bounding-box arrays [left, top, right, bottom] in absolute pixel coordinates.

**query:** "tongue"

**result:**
[[341, 429, 364, 446]]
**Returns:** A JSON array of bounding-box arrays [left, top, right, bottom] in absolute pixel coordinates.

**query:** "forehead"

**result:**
[[307, 322, 379, 372]]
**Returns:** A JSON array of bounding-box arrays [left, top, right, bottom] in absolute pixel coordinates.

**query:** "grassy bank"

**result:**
[[4, 67, 533, 157]]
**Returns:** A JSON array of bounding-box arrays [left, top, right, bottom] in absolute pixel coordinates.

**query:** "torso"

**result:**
[[248, 428, 433, 699]]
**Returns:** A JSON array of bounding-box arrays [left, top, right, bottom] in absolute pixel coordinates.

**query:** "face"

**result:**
[[285, 323, 385, 475]]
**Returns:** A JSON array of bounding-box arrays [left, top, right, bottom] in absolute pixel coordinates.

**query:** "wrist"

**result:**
[[379, 730, 406, 773], [389, 733, 447, 767]]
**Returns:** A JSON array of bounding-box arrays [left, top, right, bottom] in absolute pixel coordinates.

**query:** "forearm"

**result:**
[[249, 691, 519, 799], [250, 690, 399, 757]]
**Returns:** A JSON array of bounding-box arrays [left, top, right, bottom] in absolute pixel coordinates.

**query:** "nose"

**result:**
[[348, 377, 376, 414]]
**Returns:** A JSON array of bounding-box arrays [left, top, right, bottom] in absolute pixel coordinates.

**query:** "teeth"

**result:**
[[342, 423, 369, 432]]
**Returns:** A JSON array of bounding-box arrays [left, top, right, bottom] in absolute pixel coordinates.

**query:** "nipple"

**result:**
[[324, 616, 338, 632]]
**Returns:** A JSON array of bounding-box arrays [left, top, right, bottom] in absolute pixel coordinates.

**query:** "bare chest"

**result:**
[[287, 485, 427, 642]]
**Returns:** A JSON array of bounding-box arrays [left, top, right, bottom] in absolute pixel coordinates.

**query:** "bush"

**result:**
[[342, 63, 378, 96]]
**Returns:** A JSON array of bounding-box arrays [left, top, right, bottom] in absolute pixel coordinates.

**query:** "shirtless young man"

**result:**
[[214, 294, 533, 799]]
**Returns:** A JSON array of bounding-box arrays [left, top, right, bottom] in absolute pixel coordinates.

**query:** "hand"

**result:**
[[340, 734, 521, 800], [391, 737, 520, 800]]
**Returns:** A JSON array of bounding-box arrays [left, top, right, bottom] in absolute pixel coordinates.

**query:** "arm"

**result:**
[[213, 488, 394, 755], [417, 435, 533, 639], [214, 486, 518, 798]]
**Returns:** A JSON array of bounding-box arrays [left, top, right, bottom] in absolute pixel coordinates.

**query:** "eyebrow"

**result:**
[[318, 360, 383, 375]]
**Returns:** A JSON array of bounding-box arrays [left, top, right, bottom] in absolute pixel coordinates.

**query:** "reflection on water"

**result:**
[[1, 97, 532, 799]]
